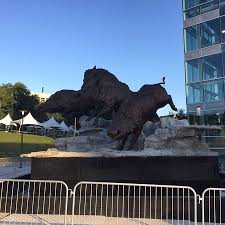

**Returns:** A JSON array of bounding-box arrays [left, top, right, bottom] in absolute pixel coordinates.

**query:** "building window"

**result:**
[[186, 53, 223, 83], [200, 0, 215, 4], [185, 18, 223, 52], [184, 0, 199, 10], [188, 112, 205, 125], [185, 7, 200, 19], [184, 25, 199, 52], [186, 58, 202, 83], [202, 53, 223, 80], [184, 0, 218, 13], [186, 83, 203, 103], [201, 19, 220, 48], [184, 0, 213, 10], [200, 0, 219, 14], [204, 109, 225, 125], [220, 0, 225, 15], [223, 47, 225, 72], [222, 17, 225, 43], [203, 80, 224, 102]]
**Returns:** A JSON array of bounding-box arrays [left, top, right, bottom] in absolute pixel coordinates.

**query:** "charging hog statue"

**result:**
[[37, 67, 177, 150]]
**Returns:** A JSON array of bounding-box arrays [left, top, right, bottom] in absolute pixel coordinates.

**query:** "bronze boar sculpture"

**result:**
[[37, 67, 177, 150]]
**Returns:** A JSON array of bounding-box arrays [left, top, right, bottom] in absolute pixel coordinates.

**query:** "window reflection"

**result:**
[[223, 50, 225, 72], [184, 0, 199, 10], [200, 0, 213, 3], [188, 112, 204, 125], [222, 17, 225, 43], [204, 110, 225, 125], [200, 0, 218, 14], [185, 7, 200, 19], [188, 111, 225, 126], [186, 53, 223, 83], [187, 83, 202, 103], [184, 17, 222, 52], [220, 0, 225, 15], [202, 54, 223, 80], [201, 19, 220, 48], [184, 0, 214, 10], [203, 80, 224, 102], [186, 59, 201, 83], [184, 25, 199, 52]]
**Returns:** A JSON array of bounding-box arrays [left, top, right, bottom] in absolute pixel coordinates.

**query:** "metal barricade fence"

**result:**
[[202, 188, 225, 225], [2, 179, 225, 225], [0, 179, 69, 225], [72, 181, 198, 225]]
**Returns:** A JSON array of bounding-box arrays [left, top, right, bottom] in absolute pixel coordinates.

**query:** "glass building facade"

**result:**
[[183, 0, 225, 141]]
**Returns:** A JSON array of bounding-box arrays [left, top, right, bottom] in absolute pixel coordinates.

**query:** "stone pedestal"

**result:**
[[26, 117, 222, 195], [30, 151, 220, 194], [55, 116, 221, 152]]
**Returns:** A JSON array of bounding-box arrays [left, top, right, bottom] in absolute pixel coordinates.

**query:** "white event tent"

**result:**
[[0, 114, 16, 126], [69, 125, 74, 131], [59, 121, 70, 132], [13, 112, 41, 126], [41, 117, 61, 129]]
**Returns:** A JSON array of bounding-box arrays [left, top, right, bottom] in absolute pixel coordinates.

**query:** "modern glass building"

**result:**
[[183, 0, 225, 144]]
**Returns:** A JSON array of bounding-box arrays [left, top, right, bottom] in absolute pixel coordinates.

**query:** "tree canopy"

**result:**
[[0, 82, 40, 119], [0, 82, 66, 123]]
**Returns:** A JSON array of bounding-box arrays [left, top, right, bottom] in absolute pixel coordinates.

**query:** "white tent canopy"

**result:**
[[59, 121, 70, 132], [0, 114, 13, 126], [69, 125, 74, 131], [13, 112, 41, 126], [41, 117, 61, 129]]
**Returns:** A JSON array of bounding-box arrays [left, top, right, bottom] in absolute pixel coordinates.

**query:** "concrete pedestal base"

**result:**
[[31, 155, 220, 194]]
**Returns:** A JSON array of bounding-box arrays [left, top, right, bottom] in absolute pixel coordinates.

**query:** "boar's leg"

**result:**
[[116, 135, 129, 150], [149, 112, 160, 123], [127, 127, 143, 150], [168, 95, 178, 111]]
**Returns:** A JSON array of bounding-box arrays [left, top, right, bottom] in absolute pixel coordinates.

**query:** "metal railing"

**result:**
[[0, 179, 224, 225], [202, 188, 225, 225], [0, 179, 69, 224], [72, 181, 198, 225]]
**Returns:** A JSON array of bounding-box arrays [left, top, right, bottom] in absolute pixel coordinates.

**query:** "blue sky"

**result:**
[[0, 0, 185, 115]]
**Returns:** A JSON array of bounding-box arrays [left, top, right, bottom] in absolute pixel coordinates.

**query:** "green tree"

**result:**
[[0, 82, 68, 125], [0, 83, 14, 118], [169, 108, 187, 120], [11, 82, 39, 119], [0, 82, 39, 119]]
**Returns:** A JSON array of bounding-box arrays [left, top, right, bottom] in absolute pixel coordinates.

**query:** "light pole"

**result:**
[[74, 117, 77, 137], [19, 110, 25, 168]]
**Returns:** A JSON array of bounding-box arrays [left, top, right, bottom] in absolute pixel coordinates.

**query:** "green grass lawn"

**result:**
[[0, 131, 55, 157]]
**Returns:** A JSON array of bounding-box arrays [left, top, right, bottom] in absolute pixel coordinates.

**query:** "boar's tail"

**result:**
[[156, 77, 165, 85]]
